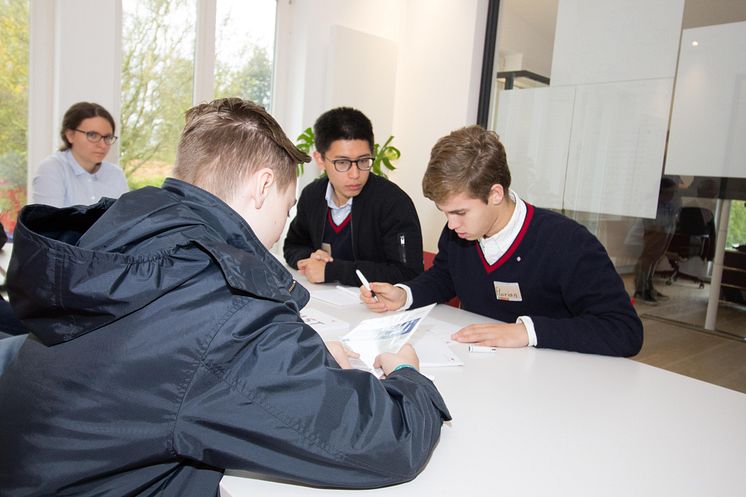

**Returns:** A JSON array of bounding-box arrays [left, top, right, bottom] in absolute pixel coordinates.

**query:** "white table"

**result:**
[[221, 276, 746, 497]]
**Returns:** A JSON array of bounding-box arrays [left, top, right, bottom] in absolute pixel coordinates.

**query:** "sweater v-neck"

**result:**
[[476, 203, 535, 273]]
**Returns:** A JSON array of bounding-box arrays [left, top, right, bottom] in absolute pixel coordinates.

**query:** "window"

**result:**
[[0, 0, 29, 238], [214, 0, 276, 109], [121, 0, 197, 189]]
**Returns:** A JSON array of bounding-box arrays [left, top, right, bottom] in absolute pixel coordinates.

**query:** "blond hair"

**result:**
[[173, 98, 309, 201]]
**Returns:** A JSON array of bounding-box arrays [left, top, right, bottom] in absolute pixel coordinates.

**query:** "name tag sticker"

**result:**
[[493, 281, 522, 301]]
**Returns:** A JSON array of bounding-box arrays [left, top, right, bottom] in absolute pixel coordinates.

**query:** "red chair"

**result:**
[[422, 251, 460, 308]]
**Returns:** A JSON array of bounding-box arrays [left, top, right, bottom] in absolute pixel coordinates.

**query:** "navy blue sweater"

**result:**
[[408, 205, 643, 357]]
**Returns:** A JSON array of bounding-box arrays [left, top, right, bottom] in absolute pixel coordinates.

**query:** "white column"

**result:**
[[193, 0, 216, 105], [54, 0, 121, 132], [27, 0, 56, 186], [705, 199, 731, 330]]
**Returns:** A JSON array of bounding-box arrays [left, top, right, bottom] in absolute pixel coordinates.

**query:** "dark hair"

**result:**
[[313, 107, 374, 155], [422, 125, 511, 204], [59, 102, 116, 151], [173, 97, 310, 201]]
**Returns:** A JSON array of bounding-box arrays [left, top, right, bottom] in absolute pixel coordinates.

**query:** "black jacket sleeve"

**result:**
[[174, 298, 451, 488], [325, 178, 424, 286]]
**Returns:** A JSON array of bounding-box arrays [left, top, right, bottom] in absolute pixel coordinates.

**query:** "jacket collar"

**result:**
[[161, 179, 308, 307]]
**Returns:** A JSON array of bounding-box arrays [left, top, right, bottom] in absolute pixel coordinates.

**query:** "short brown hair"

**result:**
[[422, 125, 511, 204], [59, 102, 116, 151], [173, 98, 310, 202]]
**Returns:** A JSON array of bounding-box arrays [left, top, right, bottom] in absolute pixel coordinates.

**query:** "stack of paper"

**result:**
[[341, 304, 436, 369]]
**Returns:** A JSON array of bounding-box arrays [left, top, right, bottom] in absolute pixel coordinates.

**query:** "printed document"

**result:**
[[341, 304, 436, 369]]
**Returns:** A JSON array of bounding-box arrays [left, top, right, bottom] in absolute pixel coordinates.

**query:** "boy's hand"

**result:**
[[361, 282, 407, 312]]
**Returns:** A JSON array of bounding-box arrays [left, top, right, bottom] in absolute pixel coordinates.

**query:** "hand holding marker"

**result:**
[[355, 269, 379, 302]]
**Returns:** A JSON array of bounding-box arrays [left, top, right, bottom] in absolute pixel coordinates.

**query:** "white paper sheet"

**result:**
[[410, 332, 463, 368], [341, 304, 436, 368], [311, 286, 362, 306]]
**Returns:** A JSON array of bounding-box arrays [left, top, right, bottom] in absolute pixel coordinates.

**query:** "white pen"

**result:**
[[355, 269, 379, 302], [468, 345, 499, 353]]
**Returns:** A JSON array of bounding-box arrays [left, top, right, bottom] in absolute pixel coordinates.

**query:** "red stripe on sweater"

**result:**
[[327, 209, 351, 234], [476, 203, 535, 273]]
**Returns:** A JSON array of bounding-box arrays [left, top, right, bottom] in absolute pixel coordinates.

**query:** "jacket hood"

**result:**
[[8, 179, 308, 345]]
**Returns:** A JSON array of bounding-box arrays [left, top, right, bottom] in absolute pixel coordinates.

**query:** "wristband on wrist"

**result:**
[[392, 363, 416, 373]]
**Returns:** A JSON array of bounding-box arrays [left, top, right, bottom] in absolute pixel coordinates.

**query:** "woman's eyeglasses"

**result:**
[[74, 129, 118, 145]]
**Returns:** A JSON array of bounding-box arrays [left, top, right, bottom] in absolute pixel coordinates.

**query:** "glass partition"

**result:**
[[489, 0, 746, 336]]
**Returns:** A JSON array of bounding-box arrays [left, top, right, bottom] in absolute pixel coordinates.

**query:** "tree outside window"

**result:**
[[0, 0, 29, 238], [121, 0, 197, 190], [121, 0, 276, 190]]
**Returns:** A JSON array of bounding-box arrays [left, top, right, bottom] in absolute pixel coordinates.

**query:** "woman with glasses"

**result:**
[[31, 101, 129, 207]]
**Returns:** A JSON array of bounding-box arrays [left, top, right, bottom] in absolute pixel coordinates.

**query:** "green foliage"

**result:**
[[0, 0, 29, 184], [120, 0, 195, 178], [295, 127, 315, 176], [372, 135, 400, 178], [294, 127, 400, 178], [128, 175, 166, 191], [120, 0, 275, 187], [0, 0, 29, 233], [214, 45, 272, 109], [0, 151, 27, 188], [726, 201, 746, 248]]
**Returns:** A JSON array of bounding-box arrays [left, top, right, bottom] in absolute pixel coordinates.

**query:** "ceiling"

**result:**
[[501, 0, 746, 40]]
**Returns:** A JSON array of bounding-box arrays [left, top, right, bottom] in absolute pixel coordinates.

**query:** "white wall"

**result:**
[[391, 0, 487, 251], [273, 0, 488, 251]]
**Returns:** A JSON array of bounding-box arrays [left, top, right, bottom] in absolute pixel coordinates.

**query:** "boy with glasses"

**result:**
[[284, 107, 424, 286]]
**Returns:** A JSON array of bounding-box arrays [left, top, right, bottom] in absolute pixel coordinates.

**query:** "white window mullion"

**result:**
[[193, 0, 217, 105]]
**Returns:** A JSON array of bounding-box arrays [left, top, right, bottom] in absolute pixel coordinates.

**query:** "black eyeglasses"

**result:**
[[74, 129, 118, 145], [324, 156, 374, 172]]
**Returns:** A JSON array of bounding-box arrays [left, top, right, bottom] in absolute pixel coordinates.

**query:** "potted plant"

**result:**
[[295, 127, 400, 178]]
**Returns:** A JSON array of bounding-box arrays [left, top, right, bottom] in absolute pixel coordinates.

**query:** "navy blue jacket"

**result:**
[[0, 179, 450, 496], [407, 205, 643, 357], [283, 174, 424, 286]]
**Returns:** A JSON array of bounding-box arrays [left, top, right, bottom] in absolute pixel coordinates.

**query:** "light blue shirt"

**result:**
[[324, 181, 353, 224], [32, 150, 129, 208]]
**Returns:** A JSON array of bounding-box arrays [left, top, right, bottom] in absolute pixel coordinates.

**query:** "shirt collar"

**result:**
[[324, 181, 353, 211], [64, 149, 100, 177], [478, 190, 526, 264]]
